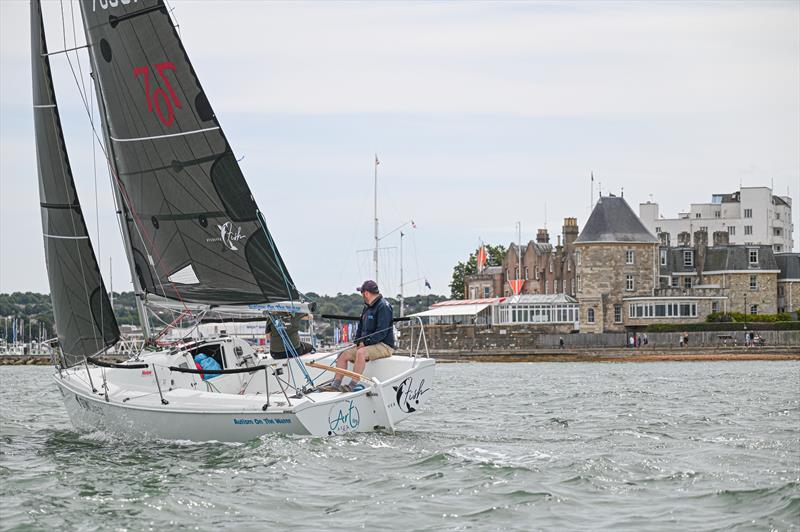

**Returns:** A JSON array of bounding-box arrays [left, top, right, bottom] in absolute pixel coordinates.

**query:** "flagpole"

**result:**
[[400, 231, 404, 317], [374, 154, 379, 283]]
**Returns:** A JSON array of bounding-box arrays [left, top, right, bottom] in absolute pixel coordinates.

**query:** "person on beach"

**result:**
[[683, 332, 689, 347], [559, 337, 564, 349], [265, 312, 313, 359], [321, 280, 395, 392]]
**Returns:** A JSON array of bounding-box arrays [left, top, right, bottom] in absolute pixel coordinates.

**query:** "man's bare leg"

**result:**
[[350, 347, 368, 385]]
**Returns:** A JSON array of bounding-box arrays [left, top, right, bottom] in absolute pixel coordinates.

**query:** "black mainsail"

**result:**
[[31, 0, 119, 367], [78, 0, 299, 307]]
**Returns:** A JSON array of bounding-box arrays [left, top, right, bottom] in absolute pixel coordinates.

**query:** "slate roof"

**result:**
[[660, 245, 778, 275], [775, 253, 800, 280], [575, 196, 658, 243]]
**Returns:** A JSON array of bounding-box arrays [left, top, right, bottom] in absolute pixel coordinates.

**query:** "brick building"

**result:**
[[465, 218, 579, 298]]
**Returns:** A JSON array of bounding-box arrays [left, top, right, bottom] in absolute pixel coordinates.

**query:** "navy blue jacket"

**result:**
[[356, 295, 395, 348]]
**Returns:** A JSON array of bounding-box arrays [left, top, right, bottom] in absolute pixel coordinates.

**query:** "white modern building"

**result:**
[[639, 186, 794, 253]]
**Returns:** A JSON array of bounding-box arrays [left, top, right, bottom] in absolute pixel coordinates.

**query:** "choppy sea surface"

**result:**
[[1, 362, 798, 531]]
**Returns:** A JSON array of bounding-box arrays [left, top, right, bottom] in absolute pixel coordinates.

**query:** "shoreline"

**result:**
[[1, 347, 798, 366]]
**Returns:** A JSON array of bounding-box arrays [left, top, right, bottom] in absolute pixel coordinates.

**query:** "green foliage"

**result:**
[[706, 312, 794, 323], [449, 244, 507, 299], [646, 321, 800, 332]]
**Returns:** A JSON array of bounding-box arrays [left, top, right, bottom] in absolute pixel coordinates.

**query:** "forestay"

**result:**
[[31, 0, 120, 367], [78, 0, 299, 306]]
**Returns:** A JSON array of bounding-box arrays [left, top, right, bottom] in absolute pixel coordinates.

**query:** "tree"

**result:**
[[449, 244, 507, 299]]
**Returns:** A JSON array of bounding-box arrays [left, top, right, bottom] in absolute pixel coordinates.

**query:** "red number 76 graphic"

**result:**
[[133, 62, 182, 127]]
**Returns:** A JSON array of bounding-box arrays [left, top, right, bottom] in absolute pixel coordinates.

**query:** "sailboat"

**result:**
[[32, 0, 434, 441]]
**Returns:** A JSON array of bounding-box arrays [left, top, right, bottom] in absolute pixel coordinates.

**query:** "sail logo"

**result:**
[[393, 377, 430, 413], [93, 0, 139, 12], [328, 400, 360, 435], [207, 221, 246, 251]]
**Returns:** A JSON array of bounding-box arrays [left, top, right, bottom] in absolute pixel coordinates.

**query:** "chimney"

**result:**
[[694, 230, 708, 283], [677, 231, 691, 247], [562, 217, 579, 246], [536, 228, 549, 244], [713, 231, 730, 246], [659, 231, 670, 247]]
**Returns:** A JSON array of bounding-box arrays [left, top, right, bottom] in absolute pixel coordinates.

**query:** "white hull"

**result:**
[[54, 341, 434, 441]]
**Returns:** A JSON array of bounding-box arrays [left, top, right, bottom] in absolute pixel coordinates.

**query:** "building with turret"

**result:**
[[575, 195, 659, 333]]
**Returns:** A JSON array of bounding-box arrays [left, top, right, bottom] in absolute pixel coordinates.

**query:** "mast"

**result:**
[[517, 221, 522, 284], [374, 154, 379, 283]]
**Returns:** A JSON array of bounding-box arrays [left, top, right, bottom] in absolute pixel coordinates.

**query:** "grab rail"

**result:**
[[86, 356, 148, 369]]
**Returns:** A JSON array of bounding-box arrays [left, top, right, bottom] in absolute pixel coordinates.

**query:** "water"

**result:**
[[1, 362, 798, 531]]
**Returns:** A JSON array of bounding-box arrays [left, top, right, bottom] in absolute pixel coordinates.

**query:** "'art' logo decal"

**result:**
[[206, 221, 247, 251], [393, 377, 430, 413], [328, 400, 360, 435]]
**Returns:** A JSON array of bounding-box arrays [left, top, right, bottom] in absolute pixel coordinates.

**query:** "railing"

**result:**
[[83, 357, 293, 410], [407, 316, 430, 359]]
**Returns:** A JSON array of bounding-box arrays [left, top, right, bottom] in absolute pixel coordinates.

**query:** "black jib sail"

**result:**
[[31, 0, 119, 367], [78, 0, 299, 306]]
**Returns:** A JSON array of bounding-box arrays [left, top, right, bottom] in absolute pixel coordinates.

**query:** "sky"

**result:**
[[1, 0, 799, 299]]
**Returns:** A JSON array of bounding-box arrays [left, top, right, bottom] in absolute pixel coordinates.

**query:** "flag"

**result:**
[[425, 279, 431, 289], [375, 154, 380, 166], [591, 171, 594, 182], [509, 279, 524, 295], [476, 244, 487, 273], [411, 220, 416, 229]]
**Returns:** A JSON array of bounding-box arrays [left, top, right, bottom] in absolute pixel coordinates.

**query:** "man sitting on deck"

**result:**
[[265, 312, 313, 359], [322, 280, 395, 392]]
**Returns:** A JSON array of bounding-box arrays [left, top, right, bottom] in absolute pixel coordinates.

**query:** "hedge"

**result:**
[[705, 312, 793, 323], [645, 321, 800, 333]]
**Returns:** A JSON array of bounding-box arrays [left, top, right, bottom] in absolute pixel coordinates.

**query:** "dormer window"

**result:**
[[660, 249, 667, 266], [683, 250, 694, 267], [749, 249, 758, 265]]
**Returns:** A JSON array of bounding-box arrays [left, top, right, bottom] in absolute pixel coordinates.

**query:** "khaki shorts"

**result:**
[[341, 342, 394, 362]]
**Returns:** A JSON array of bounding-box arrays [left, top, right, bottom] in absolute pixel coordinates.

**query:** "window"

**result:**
[[749, 249, 758, 264], [684, 250, 694, 267], [744, 208, 752, 218], [587, 308, 595, 323], [626, 250, 635, 264], [629, 302, 697, 319], [728, 226, 736, 236], [507, 268, 511, 280], [470, 287, 478, 298], [778, 285, 785, 297], [749, 275, 757, 290], [567, 260, 571, 272], [614, 304, 622, 323], [776, 212, 781, 220], [714, 211, 721, 218], [626, 274, 635, 291], [700, 226, 707, 232], [576, 251, 581, 266], [655, 226, 662, 234], [549, 261, 553, 273], [711, 301, 719, 313], [660, 249, 667, 266], [695, 213, 701, 218], [775, 244, 783, 253], [684, 277, 692, 289], [750, 304, 758, 315], [671, 276, 679, 288], [774, 227, 783, 236], [577, 276, 581, 291], [524, 266, 529, 280], [744, 226, 753, 235]]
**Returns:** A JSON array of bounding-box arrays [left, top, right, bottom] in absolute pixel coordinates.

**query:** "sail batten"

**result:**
[[31, 0, 120, 367], [79, 0, 299, 306]]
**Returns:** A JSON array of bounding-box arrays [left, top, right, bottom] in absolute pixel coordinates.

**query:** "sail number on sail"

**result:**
[[133, 62, 182, 126], [93, 0, 139, 11]]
